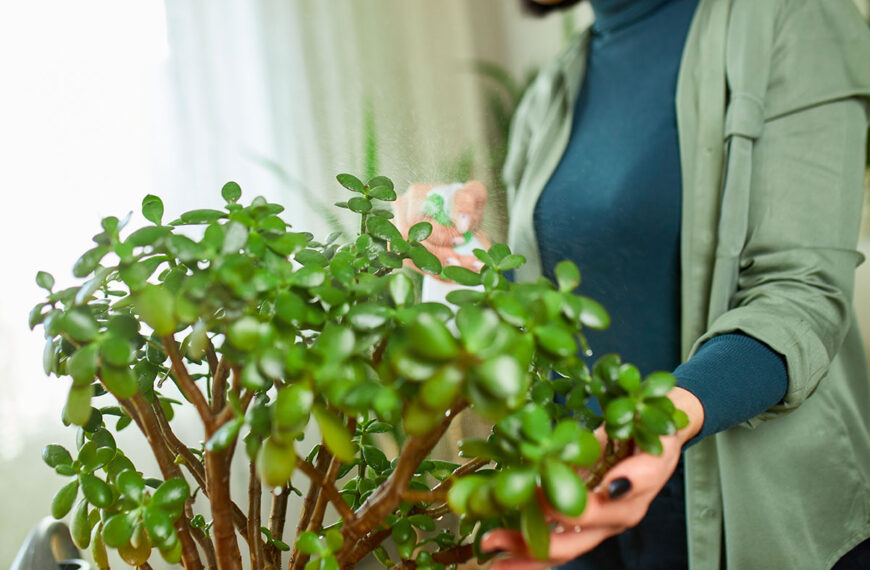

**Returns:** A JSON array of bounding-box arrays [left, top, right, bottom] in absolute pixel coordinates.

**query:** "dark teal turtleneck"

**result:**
[[532, 0, 788, 568]]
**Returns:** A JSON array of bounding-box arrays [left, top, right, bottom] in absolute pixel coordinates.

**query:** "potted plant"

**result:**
[[29, 174, 687, 569]]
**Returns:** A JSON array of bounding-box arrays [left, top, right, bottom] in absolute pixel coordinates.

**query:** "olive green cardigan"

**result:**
[[503, 0, 870, 567]]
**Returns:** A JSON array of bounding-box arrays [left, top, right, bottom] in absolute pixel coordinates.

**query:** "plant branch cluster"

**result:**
[[31, 174, 687, 569]]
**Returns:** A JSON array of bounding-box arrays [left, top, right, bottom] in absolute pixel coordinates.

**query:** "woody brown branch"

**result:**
[[128, 394, 203, 570], [338, 401, 467, 567], [162, 335, 214, 429], [297, 457, 356, 522], [287, 446, 328, 570], [149, 394, 250, 543]]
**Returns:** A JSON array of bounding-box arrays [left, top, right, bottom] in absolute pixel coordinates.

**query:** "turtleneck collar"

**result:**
[[589, 0, 674, 33]]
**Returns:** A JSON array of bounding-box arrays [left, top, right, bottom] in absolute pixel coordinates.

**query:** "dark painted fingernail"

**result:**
[[608, 477, 631, 499]]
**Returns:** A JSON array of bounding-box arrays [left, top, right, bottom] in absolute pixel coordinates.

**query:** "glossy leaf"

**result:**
[[101, 365, 138, 399], [151, 477, 190, 510], [118, 470, 145, 503], [408, 312, 458, 361], [521, 497, 550, 561], [542, 459, 587, 517], [36, 271, 55, 290], [442, 266, 481, 286], [64, 385, 94, 427], [366, 216, 402, 242], [79, 473, 112, 508], [336, 173, 365, 193], [43, 444, 73, 469], [577, 296, 610, 330], [143, 505, 174, 545], [51, 480, 79, 519], [447, 475, 485, 515], [73, 246, 109, 278], [102, 512, 135, 548], [639, 404, 675, 436], [408, 222, 432, 242], [534, 325, 577, 358], [408, 243, 442, 275], [70, 499, 91, 549], [605, 397, 636, 426]]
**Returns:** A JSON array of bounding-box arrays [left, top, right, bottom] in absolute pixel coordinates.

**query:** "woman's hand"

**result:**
[[481, 388, 705, 570]]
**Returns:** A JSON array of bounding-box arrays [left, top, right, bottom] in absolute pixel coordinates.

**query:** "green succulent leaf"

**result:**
[[222, 181, 242, 202], [554, 260, 581, 292], [542, 459, 587, 518], [36, 271, 55, 290], [151, 477, 190, 510], [134, 284, 176, 336], [43, 444, 73, 469], [70, 498, 91, 549], [520, 497, 550, 561], [142, 194, 164, 225], [102, 512, 135, 548], [51, 480, 79, 519], [336, 173, 365, 193], [442, 266, 481, 286], [79, 473, 112, 508], [408, 222, 433, 243], [408, 244, 442, 275]]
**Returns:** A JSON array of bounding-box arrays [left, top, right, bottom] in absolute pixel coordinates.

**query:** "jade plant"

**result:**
[[30, 174, 688, 569]]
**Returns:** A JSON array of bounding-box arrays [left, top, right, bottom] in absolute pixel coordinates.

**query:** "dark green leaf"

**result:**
[[143, 505, 174, 545], [520, 404, 551, 443], [362, 445, 390, 473], [100, 336, 134, 367], [366, 176, 394, 191], [102, 512, 135, 548], [275, 290, 307, 324], [442, 266, 481, 286], [72, 246, 108, 278], [118, 470, 145, 503], [70, 499, 90, 549], [368, 185, 397, 201], [142, 194, 164, 225], [79, 473, 112, 508], [290, 266, 327, 288], [295, 248, 329, 267], [336, 173, 365, 193], [51, 480, 79, 519], [347, 197, 372, 213], [639, 404, 675, 436], [266, 233, 308, 256], [617, 364, 642, 394], [408, 244, 442, 275], [455, 306, 499, 353], [366, 216, 402, 241], [43, 444, 73, 468], [151, 477, 190, 510], [445, 289, 485, 305], [222, 181, 242, 202], [408, 222, 432, 242], [407, 514, 436, 531], [634, 425, 664, 455]]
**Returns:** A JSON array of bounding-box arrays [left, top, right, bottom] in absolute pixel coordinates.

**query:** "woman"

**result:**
[[479, 0, 870, 568]]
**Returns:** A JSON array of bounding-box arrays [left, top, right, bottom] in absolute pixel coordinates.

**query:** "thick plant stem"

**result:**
[[129, 394, 204, 570], [206, 445, 243, 570], [265, 486, 289, 569], [248, 461, 265, 570], [163, 335, 214, 428], [150, 396, 250, 543], [338, 402, 466, 567], [585, 438, 632, 490], [297, 458, 356, 522]]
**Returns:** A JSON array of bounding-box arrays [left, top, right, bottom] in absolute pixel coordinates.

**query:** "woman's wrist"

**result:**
[[668, 387, 705, 446]]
